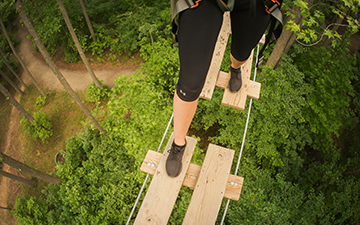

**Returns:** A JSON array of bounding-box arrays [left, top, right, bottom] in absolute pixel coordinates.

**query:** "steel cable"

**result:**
[[126, 113, 174, 225], [220, 44, 260, 224]]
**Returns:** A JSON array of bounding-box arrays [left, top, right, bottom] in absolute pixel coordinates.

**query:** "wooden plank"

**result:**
[[221, 50, 257, 110], [182, 144, 235, 225], [259, 33, 266, 45], [215, 71, 228, 89], [247, 80, 261, 100], [200, 11, 231, 100], [207, 34, 264, 98], [216, 71, 261, 101], [134, 134, 197, 225], [141, 150, 243, 201]]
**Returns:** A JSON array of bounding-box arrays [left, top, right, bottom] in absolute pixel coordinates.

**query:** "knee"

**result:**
[[176, 82, 203, 102]]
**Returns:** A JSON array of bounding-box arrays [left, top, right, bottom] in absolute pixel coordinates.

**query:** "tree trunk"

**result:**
[[0, 169, 36, 187], [0, 152, 61, 184], [266, 0, 317, 68], [57, 0, 102, 88], [0, 82, 34, 123], [0, 47, 28, 91], [265, 25, 292, 68], [283, 32, 297, 55], [16, 0, 106, 134], [0, 69, 24, 95], [78, 0, 96, 42], [342, 167, 360, 175], [0, 206, 14, 210], [266, 5, 302, 68], [0, 15, 46, 97]]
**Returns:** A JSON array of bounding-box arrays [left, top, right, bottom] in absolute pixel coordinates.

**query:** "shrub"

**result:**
[[35, 95, 46, 110], [14, 127, 141, 224], [85, 81, 109, 103], [21, 112, 53, 143]]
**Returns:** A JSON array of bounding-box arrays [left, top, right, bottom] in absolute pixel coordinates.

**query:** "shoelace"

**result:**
[[167, 145, 185, 160]]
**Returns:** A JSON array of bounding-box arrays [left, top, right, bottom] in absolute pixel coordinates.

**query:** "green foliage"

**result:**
[[284, 0, 359, 46], [294, 45, 358, 150], [21, 112, 53, 143], [225, 158, 360, 224], [85, 81, 109, 103], [35, 95, 46, 110], [14, 127, 141, 224], [109, 7, 172, 55], [22, 0, 64, 56], [84, 0, 137, 23], [192, 55, 310, 170], [140, 38, 179, 100], [0, 1, 18, 71], [107, 74, 174, 161], [0, 0, 16, 24], [22, 0, 172, 61], [225, 163, 327, 224], [168, 187, 192, 223], [12, 4, 360, 223], [13, 194, 49, 225]]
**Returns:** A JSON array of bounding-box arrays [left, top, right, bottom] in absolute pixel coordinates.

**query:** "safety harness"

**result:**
[[171, 0, 283, 66]]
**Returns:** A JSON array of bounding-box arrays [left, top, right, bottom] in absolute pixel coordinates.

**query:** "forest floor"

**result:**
[[0, 18, 140, 225]]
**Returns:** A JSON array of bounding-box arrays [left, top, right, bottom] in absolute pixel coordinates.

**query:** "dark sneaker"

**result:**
[[165, 141, 186, 177], [228, 66, 242, 92]]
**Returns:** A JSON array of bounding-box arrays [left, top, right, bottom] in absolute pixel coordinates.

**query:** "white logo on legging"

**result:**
[[180, 89, 186, 96]]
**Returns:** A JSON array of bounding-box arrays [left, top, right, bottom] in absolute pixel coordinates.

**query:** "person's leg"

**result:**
[[230, 0, 271, 62], [173, 93, 198, 146], [174, 0, 223, 145], [231, 53, 247, 69], [228, 0, 271, 92], [166, 0, 223, 177]]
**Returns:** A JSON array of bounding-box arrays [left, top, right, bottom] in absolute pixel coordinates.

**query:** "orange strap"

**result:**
[[191, 0, 202, 9]]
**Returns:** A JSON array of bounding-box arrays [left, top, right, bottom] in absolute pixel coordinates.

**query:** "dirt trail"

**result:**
[[0, 21, 139, 224], [0, 92, 22, 225], [17, 24, 139, 91]]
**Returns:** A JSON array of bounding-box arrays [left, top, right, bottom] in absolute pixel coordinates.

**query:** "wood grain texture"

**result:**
[[247, 80, 261, 100], [182, 144, 235, 225], [216, 71, 261, 101], [134, 134, 197, 225], [141, 150, 243, 201], [222, 50, 260, 110], [200, 11, 231, 100]]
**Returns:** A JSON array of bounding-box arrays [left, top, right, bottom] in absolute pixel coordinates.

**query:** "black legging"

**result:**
[[176, 0, 271, 102]]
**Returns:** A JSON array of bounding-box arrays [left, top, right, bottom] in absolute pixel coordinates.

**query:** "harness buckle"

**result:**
[[264, 0, 280, 14]]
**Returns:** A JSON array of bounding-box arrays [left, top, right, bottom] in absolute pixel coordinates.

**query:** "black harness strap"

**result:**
[[257, 0, 283, 67]]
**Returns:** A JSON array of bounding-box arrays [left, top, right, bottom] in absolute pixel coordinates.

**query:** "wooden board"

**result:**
[[141, 150, 243, 201], [216, 71, 261, 100], [200, 11, 231, 100], [221, 49, 261, 110], [134, 134, 197, 225], [182, 144, 235, 224]]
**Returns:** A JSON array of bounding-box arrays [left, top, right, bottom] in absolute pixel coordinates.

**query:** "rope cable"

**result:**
[[220, 44, 260, 224], [126, 113, 174, 225]]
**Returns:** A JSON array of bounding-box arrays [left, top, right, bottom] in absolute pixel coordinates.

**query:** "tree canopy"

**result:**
[[0, 0, 359, 224]]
